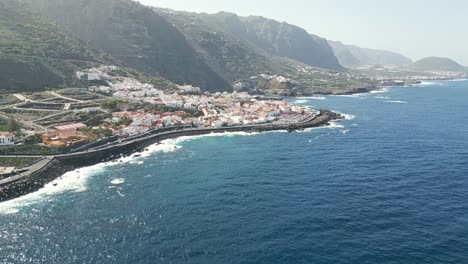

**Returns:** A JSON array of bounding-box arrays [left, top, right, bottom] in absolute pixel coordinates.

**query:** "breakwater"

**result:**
[[0, 110, 341, 202]]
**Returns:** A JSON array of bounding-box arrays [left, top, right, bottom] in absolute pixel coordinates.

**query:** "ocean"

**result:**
[[1, 80, 468, 264]]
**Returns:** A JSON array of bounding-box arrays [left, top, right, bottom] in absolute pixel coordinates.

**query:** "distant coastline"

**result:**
[[0, 110, 342, 203]]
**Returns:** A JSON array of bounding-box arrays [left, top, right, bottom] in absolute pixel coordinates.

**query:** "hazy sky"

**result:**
[[137, 0, 468, 65]]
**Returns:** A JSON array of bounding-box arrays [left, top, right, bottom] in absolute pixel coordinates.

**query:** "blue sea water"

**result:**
[[1, 80, 468, 264]]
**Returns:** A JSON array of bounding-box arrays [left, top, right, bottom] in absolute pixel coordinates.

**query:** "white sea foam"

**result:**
[[0, 164, 105, 214], [334, 87, 391, 99], [331, 111, 356, 120], [448, 78, 468, 82], [327, 121, 345, 129], [386, 100, 408, 104], [296, 96, 326, 100], [342, 113, 356, 120], [0, 138, 188, 212], [335, 94, 366, 99], [111, 178, 125, 185], [294, 99, 309, 104], [165, 131, 287, 145], [0, 208, 19, 215], [375, 96, 391, 99], [370, 88, 389, 94], [413, 81, 440, 87], [0, 124, 344, 211]]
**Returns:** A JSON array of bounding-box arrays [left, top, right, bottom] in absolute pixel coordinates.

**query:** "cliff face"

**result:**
[[227, 14, 344, 71], [328, 40, 413, 67], [182, 11, 344, 71], [2, 0, 367, 94]]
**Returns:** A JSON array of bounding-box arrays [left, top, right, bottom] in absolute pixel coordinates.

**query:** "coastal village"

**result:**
[[1, 63, 465, 182], [0, 65, 317, 179]]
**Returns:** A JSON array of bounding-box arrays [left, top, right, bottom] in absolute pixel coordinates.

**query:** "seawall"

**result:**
[[0, 110, 341, 202]]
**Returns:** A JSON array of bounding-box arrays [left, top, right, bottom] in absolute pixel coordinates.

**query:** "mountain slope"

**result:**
[[408, 57, 466, 72], [209, 12, 344, 71], [0, 0, 113, 92], [328, 40, 412, 67], [155, 9, 303, 84], [26, 0, 231, 92]]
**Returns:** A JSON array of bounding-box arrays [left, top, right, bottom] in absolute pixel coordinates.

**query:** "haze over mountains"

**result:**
[[0, 0, 466, 94], [407, 57, 467, 73], [328, 40, 413, 68]]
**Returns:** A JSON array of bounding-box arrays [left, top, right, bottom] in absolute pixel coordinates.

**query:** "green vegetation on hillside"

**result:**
[[26, 0, 231, 91], [0, 0, 377, 95], [0, 0, 115, 92], [0, 116, 20, 132]]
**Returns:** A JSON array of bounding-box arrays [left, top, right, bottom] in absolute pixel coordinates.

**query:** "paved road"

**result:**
[[0, 157, 54, 186], [0, 155, 49, 158], [48, 91, 83, 103], [13, 94, 29, 102]]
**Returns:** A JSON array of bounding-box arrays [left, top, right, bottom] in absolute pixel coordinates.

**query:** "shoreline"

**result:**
[[0, 110, 342, 203]]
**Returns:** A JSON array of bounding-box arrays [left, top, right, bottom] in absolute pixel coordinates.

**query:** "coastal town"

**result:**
[[1, 63, 466, 195], [0, 66, 321, 181]]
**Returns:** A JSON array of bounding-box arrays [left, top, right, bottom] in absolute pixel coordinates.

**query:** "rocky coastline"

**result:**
[[0, 110, 342, 203]]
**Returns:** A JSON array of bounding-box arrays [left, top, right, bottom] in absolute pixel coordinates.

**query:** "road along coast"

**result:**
[[0, 110, 341, 202]]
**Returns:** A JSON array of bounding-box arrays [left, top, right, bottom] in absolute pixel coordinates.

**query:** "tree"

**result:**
[[7, 118, 20, 133], [24, 134, 42, 145]]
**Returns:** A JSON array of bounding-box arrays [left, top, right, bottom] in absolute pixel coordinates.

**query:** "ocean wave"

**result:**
[[111, 178, 125, 185], [412, 81, 443, 87], [415, 81, 435, 86], [0, 139, 185, 213], [334, 87, 391, 98], [375, 96, 391, 99], [370, 88, 389, 94], [165, 131, 272, 145], [294, 99, 309, 104], [327, 121, 345, 129], [342, 113, 356, 120], [0, 164, 104, 215], [386, 100, 408, 104], [296, 96, 326, 100], [335, 94, 366, 99], [0, 124, 345, 211], [331, 111, 356, 120]]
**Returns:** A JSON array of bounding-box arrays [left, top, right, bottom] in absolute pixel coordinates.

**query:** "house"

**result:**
[[0, 132, 15, 146], [42, 123, 96, 148]]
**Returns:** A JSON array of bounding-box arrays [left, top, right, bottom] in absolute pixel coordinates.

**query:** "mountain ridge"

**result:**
[[24, 0, 232, 92], [328, 40, 413, 67], [2, 0, 376, 95], [208, 11, 344, 71], [407, 57, 466, 72]]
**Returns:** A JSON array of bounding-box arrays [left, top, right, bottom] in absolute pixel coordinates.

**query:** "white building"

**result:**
[[0, 132, 15, 146]]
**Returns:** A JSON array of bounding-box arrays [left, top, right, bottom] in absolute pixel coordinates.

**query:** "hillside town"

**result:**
[[0, 66, 315, 154]]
